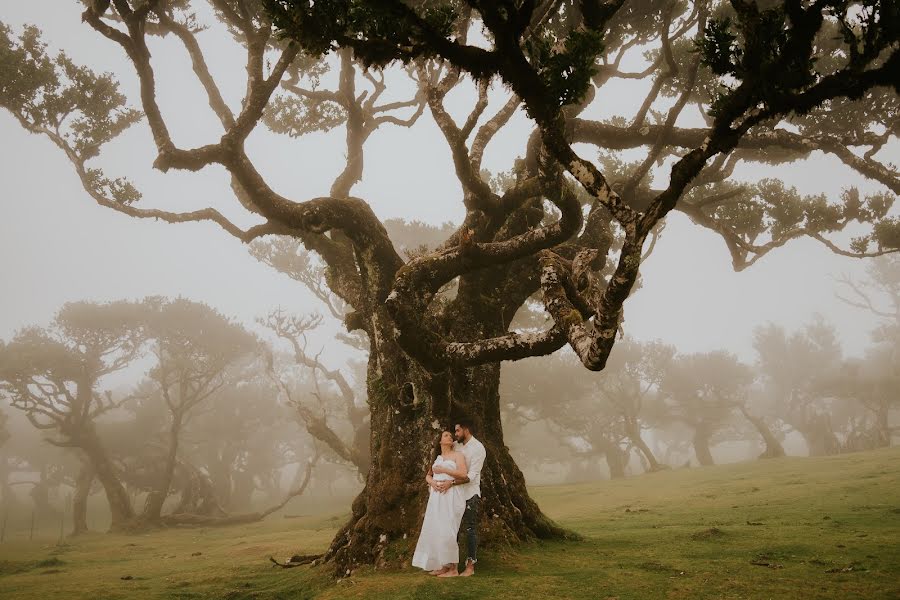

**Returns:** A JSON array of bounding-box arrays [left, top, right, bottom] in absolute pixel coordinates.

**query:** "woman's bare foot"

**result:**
[[437, 567, 459, 577], [429, 565, 452, 576]]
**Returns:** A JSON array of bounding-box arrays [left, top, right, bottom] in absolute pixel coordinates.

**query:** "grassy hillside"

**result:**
[[1, 447, 898, 599]]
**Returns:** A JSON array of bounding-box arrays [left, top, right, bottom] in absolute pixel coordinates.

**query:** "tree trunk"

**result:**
[[593, 436, 626, 479], [692, 426, 715, 467], [321, 328, 572, 575], [173, 460, 227, 518], [142, 412, 183, 522], [205, 451, 235, 510], [71, 462, 94, 535], [78, 426, 135, 529], [604, 447, 627, 479], [872, 401, 891, 448], [230, 470, 256, 513], [623, 418, 665, 472], [29, 469, 58, 519], [799, 415, 840, 456], [739, 406, 786, 459], [0, 457, 15, 512], [258, 470, 283, 507]]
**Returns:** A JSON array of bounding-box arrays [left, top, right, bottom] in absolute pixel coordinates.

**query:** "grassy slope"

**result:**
[[1, 447, 898, 600]]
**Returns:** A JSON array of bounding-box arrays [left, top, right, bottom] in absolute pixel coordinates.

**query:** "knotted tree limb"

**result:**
[[83, 5, 406, 310], [385, 176, 583, 371]]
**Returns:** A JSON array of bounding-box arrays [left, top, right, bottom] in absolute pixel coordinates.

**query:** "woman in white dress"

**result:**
[[411, 430, 468, 574]]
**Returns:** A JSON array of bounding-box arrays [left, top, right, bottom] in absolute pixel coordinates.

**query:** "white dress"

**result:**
[[411, 455, 466, 571]]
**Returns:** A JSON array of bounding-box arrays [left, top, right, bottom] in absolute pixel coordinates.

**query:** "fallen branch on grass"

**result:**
[[269, 554, 321, 568], [161, 457, 316, 528]]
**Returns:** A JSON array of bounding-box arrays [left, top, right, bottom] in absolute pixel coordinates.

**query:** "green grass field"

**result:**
[[1, 447, 898, 599]]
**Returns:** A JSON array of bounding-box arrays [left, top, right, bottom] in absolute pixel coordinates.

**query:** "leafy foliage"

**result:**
[[264, 93, 347, 137], [0, 24, 141, 159], [524, 28, 605, 109], [698, 1, 899, 120]]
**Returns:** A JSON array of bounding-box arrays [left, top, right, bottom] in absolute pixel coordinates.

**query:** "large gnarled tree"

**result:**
[[1, 0, 897, 573]]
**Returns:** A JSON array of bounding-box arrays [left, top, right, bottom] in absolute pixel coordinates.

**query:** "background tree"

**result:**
[[754, 318, 844, 456], [0, 0, 896, 571], [183, 376, 305, 512], [262, 311, 371, 476], [502, 352, 634, 480], [139, 298, 259, 523], [822, 347, 898, 450], [835, 254, 900, 447], [734, 387, 787, 459], [658, 350, 751, 466], [0, 300, 147, 530], [0, 408, 10, 510], [1, 297, 324, 532], [596, 339, 675, 471], [0, 409, 8, 451]]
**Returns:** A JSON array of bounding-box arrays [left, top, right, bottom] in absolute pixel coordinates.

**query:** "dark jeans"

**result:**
[[461, 494, 480, 564]]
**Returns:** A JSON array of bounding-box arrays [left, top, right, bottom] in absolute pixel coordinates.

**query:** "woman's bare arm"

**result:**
[[437, 452, 468, 480]]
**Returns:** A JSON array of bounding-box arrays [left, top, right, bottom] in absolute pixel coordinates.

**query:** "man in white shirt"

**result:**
[[434, 417, 486, 577]]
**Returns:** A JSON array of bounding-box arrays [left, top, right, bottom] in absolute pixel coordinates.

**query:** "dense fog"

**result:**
[[1, 257, 897, 536]]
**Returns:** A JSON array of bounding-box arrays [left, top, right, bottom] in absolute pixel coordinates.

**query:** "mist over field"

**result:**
[[0, 1, 897, 598]]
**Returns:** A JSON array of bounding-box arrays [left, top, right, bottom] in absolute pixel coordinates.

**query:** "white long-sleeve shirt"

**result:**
[[454, 436, 486, 500]]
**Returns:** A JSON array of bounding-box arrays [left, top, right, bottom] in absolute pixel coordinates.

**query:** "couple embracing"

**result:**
[[411, 418, 486, 577]]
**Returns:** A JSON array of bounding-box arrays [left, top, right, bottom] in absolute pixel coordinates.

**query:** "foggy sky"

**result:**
[[0, 0, 894, 383]]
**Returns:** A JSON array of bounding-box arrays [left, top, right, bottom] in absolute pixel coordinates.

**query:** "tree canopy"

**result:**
[[1, 1, 896, 374]]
